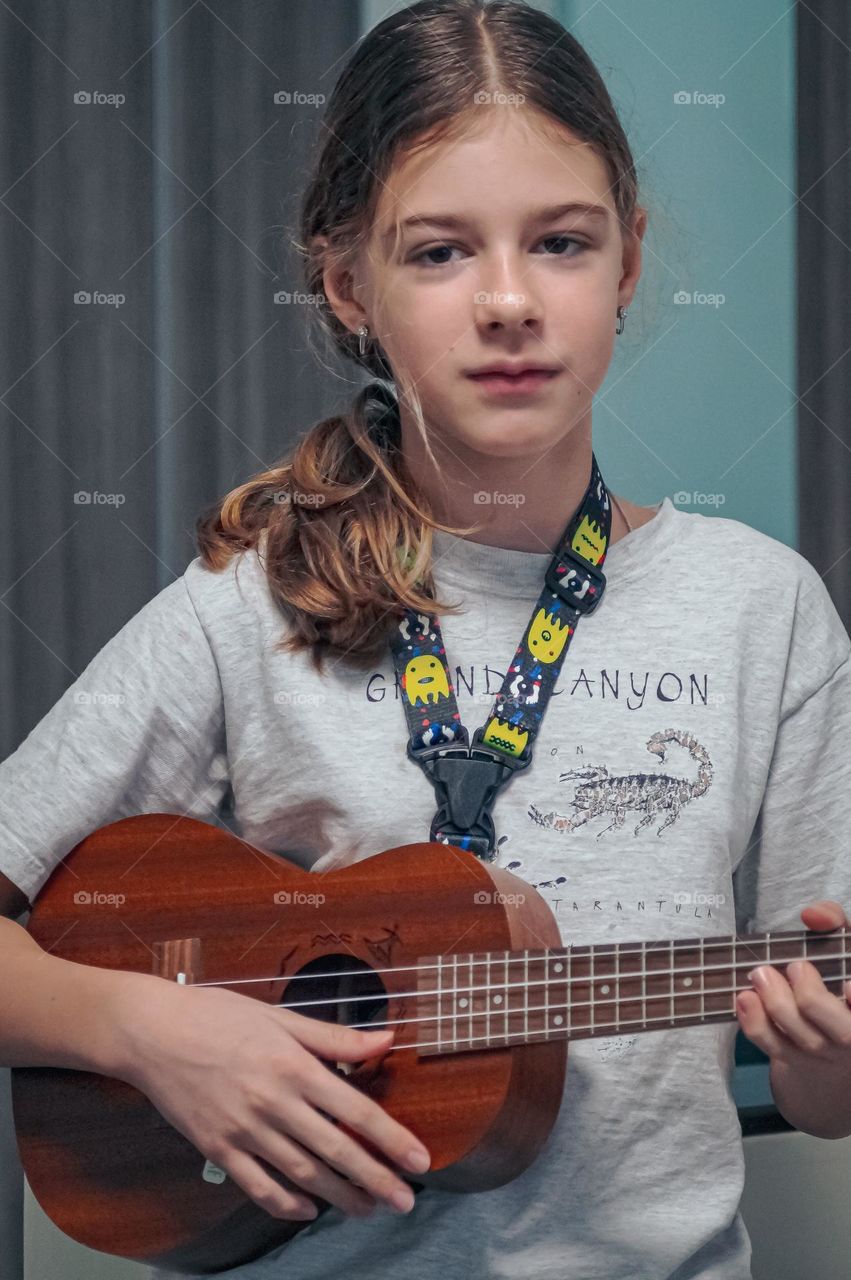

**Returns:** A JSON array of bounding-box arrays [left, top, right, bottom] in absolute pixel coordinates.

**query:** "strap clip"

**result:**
[[410, 729, 531, 861], [544, 545, 606, 615]]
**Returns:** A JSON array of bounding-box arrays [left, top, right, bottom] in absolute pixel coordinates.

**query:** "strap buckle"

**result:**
[[409, 729, 531, 861], [544, 544, 606, 616]]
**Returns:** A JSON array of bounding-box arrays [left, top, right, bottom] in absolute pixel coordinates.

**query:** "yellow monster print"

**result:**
[[527, 606, 571, 663], [571, 514, 607, 564], [404, 654, 450, 706], [482, 717, 529, 758]]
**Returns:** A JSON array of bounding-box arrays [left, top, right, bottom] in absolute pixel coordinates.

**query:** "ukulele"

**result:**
[[10, 812, 849, 1275]]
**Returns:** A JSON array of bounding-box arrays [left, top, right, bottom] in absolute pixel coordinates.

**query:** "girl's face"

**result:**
[[343, 107, 645, 461]]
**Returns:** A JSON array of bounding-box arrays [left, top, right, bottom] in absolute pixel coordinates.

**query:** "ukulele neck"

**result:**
[[416, 926, 850, 1056]]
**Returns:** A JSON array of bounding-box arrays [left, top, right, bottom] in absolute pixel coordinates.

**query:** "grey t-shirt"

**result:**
[[2, 493, 851, 1280]]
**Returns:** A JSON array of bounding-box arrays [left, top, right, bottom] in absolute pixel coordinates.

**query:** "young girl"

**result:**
[[2, 2, 851, 1278]]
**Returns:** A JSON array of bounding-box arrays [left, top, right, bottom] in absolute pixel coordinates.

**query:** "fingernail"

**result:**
[[390, 1187, 416, 1213], [787, 961, 805, 983], [748, 967, 768, 988], [403, 1147, 431, 1173]]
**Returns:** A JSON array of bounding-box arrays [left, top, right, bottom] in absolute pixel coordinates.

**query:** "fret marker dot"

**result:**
[[683, 977, 693, 988], [553, 1014, 564, 1026], [459, 997, 468, 1008], [600, 984, 610, 995], [553, 963, 564, 973], [493, 994, 503, 1005]]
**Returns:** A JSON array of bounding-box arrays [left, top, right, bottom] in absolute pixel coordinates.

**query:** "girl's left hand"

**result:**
[[735, 899, 851, 1099]]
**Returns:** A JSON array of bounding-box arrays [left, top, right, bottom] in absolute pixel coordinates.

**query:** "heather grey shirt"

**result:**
[[2, 494, 851, 1280]]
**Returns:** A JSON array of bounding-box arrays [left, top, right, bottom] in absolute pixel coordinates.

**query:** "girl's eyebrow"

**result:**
[[386, 201, 611, 241]]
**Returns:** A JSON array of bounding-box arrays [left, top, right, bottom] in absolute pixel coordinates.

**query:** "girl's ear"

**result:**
[[313, 234, 368, 338], [618, 207, 647, 308]]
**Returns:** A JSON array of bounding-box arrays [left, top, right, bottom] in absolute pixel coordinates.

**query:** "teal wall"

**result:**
[[360, 1, 797, 547]]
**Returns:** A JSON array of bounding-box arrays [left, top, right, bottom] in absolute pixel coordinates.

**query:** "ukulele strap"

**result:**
[[389, 452, 614, 861]]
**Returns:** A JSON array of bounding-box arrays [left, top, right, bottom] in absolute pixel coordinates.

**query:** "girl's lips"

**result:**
[[466, 369, 560, 395]]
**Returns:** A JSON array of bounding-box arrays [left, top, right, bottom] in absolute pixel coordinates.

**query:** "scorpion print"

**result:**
[[528, 728, 713, 839]]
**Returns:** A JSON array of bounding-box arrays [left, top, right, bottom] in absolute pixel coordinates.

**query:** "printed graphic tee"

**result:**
[[2, 493, 851, 1280]]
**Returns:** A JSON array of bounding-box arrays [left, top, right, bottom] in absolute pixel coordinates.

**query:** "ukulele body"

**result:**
[[11, 814, 566, 1274]]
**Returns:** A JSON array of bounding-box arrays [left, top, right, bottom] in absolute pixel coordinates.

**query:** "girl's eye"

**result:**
[[410, 235, 589, 267]]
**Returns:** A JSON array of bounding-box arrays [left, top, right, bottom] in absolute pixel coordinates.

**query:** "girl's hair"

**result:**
[[196, 0, 643, 675]]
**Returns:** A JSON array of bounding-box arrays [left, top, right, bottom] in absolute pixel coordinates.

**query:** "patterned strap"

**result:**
[[389, 452, 614, 856]]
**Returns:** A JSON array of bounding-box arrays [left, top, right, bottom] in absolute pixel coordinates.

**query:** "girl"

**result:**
[[2, 2, 851, 1278]]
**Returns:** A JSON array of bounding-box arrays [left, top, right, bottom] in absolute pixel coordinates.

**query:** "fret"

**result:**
[[468, 954, 473, 1050], [765, 931, 771, 966], [566, 948, 572, 1038], [452, 954, 458, 1051], [669, 939, 674, 1026], [615, 942, 620, 1033], [543, 948, 549, 1040], [589, 945, 594, 1037], [524, 950, 529, 1043], [844, 928, 848, 990], [437, 955, 443, 1054], [503, 951, 509, 1046], [731, 936, 737, 1014], [699, 936, 705, 1021], [641, 941, 646, 1029], [486, 952, 491, 1049]]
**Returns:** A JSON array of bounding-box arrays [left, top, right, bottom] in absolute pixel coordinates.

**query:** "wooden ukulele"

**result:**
[[11, 813, 850, 1274]]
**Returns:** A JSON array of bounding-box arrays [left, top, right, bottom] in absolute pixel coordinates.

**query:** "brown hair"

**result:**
[[196, 0, 642, 675]]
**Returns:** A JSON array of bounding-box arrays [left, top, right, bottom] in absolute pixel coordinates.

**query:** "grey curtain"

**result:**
[[0, 4, 360, 1278], [798, 0, 851, 628]]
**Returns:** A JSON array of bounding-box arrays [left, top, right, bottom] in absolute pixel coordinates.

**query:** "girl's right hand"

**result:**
[[112, 973, 432, 1221]]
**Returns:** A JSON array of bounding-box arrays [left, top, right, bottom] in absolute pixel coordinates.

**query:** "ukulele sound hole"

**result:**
[[280, 954, 389, 1073]]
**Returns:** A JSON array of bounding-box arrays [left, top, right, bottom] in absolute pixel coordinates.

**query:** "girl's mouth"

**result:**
[[466, 369, 560, 396]]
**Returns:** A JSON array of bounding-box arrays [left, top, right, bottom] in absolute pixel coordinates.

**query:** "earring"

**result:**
[[616, 305, 628, 336], [357, 323, 369, 356]]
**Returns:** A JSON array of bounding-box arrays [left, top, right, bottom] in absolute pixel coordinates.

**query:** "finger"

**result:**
[[242, 1123, 379, 1218], [282, 1011, 395, 1063], [736, 989, 787, 1058], [271, 1087, 419, 1213], [799, 900, 848, 931], [300, 1051, 431, 1177], [747, 966, 829, 1053], [784, 960, 851, 1046], [215, 1148, 322, 1221]]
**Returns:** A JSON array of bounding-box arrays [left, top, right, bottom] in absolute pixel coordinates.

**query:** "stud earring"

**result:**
[[616, 305, 628, 336], [357, 323, 369, 356]]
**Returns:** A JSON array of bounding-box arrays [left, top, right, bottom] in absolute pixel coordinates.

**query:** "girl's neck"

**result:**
[[400, 413, 652, 553]]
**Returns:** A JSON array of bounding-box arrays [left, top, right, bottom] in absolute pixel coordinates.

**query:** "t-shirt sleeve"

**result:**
[[733, 557, 851, 934], [0, 574, 230, 906]]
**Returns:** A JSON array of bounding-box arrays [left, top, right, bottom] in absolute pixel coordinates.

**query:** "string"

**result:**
[[344, 966, 851, 1054], [188, 928, 848, 992]]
